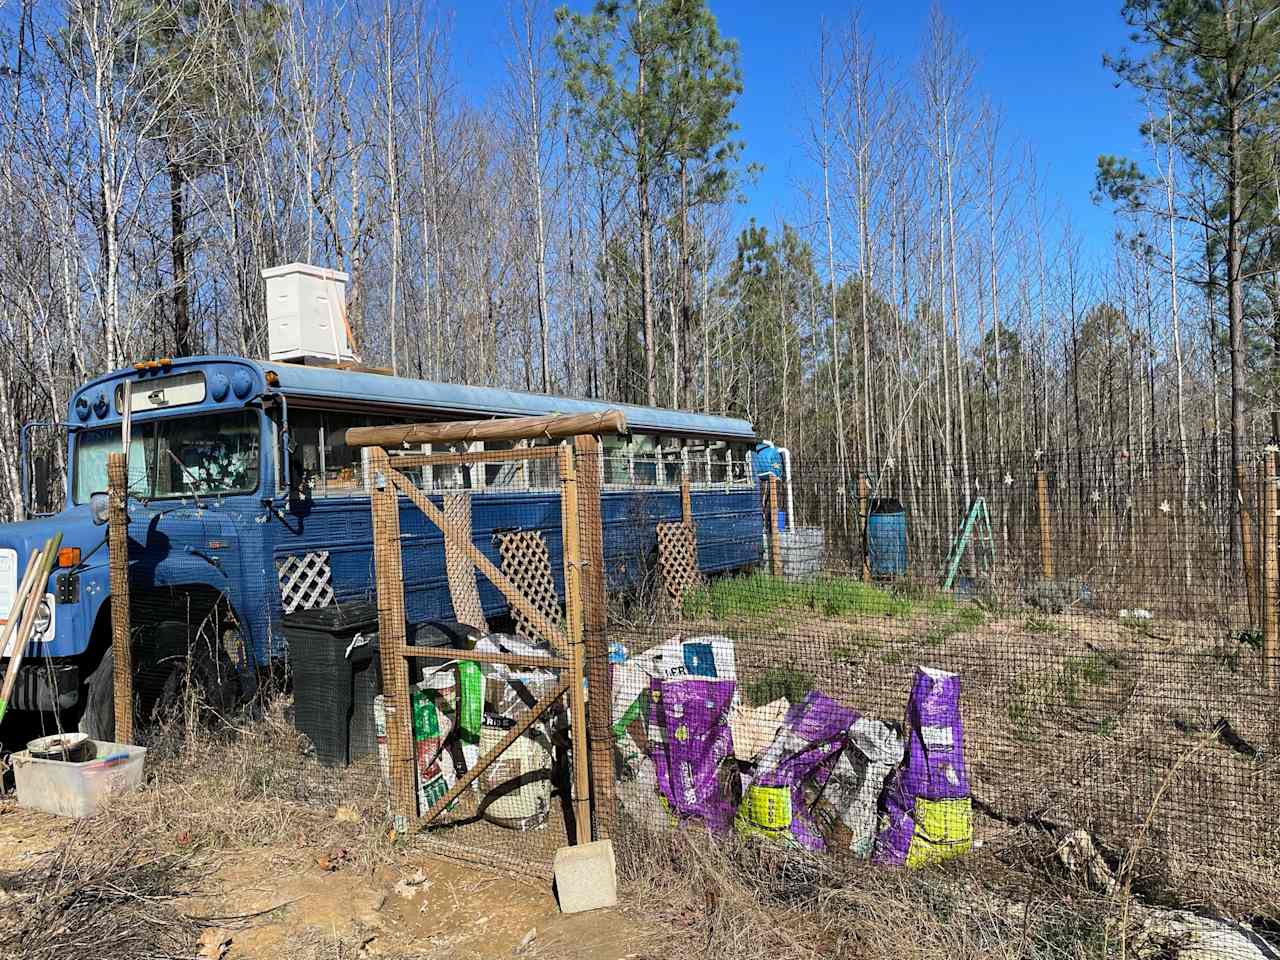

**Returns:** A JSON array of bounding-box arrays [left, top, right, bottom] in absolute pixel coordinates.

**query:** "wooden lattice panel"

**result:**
[[496, 530, 563, 644], [277, 552, 335, 613], [443, 493, 487, 629], [657, 521, 702, 607]]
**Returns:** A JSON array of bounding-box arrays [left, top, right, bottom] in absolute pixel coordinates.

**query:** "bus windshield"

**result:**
[[74, 409, 261, 503]]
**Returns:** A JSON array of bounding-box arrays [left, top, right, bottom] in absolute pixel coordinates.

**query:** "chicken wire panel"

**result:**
[[601, 443, 1280, 918]]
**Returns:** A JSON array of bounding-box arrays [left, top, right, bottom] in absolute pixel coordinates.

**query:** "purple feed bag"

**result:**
[[871, 772, 916, 866], [739, 691, 858, 850], [899, 667, 969, 801], [873, 666, 972, 866], [648, 676, 738, 830]]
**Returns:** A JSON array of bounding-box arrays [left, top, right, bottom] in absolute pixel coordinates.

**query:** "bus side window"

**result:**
[[287, 411, 323, 496], [709, 441, 728, 483], [660, 436, 684, 485], [602, 436, 630, 485]]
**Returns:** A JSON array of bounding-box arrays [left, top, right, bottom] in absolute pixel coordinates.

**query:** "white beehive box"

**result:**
[[261, 262, 355, 364]]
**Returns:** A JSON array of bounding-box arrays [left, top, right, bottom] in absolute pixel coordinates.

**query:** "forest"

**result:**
[[0, 0, 1278, 521]]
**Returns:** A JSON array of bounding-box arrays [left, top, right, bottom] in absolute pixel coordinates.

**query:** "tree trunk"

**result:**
[[168, 152, 192, 356]]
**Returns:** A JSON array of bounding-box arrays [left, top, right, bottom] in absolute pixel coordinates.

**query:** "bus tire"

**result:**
[[141, 621, 241, 725]]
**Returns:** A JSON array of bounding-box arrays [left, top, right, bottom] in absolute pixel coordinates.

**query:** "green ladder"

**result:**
[[941, 496, 996, 591]]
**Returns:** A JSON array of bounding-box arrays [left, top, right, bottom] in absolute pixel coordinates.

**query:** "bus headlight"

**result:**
[[33, 596, 53, 641]]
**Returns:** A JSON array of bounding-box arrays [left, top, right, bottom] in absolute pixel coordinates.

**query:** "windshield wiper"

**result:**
[[166, 451, 206, 508]]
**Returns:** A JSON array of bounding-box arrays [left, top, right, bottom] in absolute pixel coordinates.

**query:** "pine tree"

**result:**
[[556, 0, 742, 407]]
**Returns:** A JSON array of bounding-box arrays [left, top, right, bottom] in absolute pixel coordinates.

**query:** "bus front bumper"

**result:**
[[0, 660, 79, 711]]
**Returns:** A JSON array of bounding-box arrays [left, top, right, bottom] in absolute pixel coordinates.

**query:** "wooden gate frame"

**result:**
[[360, 422, 616, 842]]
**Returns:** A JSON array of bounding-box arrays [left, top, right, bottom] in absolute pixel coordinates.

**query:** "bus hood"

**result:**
[[0, 510, 107, 603]]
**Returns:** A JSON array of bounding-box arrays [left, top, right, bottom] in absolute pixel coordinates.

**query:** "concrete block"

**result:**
[[553, 839, 618, 914]]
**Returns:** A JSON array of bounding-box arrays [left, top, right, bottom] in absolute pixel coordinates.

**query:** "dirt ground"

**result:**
[[0, 795, 645, 960]]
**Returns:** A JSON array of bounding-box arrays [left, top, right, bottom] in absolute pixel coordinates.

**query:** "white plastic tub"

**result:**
[[13, 740, 146, 818]]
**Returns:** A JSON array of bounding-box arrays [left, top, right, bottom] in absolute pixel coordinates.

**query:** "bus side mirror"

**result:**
[[89, 492, 109, 525]]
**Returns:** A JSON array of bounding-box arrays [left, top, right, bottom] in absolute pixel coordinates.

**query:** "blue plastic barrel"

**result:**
[[866, 498, 908, 577], [777, 510, 787, 533]]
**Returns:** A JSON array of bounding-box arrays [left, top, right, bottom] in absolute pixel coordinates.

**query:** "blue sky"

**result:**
[[445, 0, 1147, 261]]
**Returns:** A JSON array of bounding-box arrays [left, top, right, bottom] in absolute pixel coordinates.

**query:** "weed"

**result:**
[[830, 634, 881, 663], [920, 603, 987, 648], [745, 664, 816, 706], [1235, 627, 1263, 650], [1024, 615, 1060, 634]]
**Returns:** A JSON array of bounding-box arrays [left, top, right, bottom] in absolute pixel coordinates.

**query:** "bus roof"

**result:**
[[259, 360, 756, 441]]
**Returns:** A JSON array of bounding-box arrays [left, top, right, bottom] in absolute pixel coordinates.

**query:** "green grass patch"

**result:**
[[682, 572, 912, 622], [1056, 652, 1122, 708], [830, 634, 882, 663], [921, 603, 987, 648], [744, 664, 815, 707], [1023, 615, 1060, 634], [1007, 651, 1127, 737]]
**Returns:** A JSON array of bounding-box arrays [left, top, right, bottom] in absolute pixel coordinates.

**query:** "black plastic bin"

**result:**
[[283, 602, 381, 767], [283, 604, 480, 767]]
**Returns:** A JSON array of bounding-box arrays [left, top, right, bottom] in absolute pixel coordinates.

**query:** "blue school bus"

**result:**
[[0, 356, 762, 737]]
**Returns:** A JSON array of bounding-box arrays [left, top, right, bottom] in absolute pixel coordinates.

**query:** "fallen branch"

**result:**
[[1172, 716, 1265, 761]]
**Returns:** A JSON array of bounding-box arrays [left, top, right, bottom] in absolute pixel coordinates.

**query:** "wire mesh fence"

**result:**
[[603, 441, 1280, 916], [110, 438, 1279, 915]]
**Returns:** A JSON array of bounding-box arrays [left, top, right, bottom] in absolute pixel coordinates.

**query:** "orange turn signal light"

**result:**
[[57, 547, 80, 568]]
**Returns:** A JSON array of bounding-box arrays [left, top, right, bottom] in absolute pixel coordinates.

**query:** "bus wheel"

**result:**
[[142, 621, 242, 726]]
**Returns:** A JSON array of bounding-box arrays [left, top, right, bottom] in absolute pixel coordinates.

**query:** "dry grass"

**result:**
[[0, 831, 207, 960], [613, 822, 1121, 960], [630, 573, 1280, 918]]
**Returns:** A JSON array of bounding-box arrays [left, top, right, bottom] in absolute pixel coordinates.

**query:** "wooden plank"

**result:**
[[107, 453, 134, 743], [382, 643, 572, 671], [0, 548, 42, 725], [574, 434, 614, 838], [385, 467, 571, 657], [1264, 453, 1278, 689], [681, 475, 692, 526], [768, 476, 782, 577], [418, 679, 570, 826], [346, 410, 628, 448], [365, 447, 417, 830], [559, 445, 593, 844], [442, 494, 487, 629], [1037, 470, 1054, 579], [858, 474, 870, 582]]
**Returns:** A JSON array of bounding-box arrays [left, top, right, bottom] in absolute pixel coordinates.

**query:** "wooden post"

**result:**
[[574, 435, 614, 838], [559, 444, 593, 843], [106, 453, 133, 744], [1237, 463, 1259, 628], [364, 446, 416, 831], [1037, 470, 1054, 580], [858, 474, 871, 582], [768, 476, 782, 578], [1263, 453, 1278, 689], [680, 475, 692, 527]]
